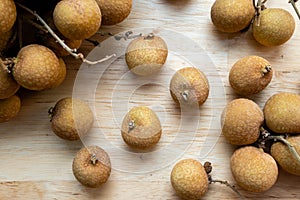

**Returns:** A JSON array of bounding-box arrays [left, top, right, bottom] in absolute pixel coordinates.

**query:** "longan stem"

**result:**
[[262, 65, 272, 74], [255, 0, 263, 26], [210, 179, 245, 200], [90, 154, 98, 165], [289, 0, 300, 20], [128, 120, 135, 131], [15, 3, 116, 65], [205, 162, 245, 199], [182, 91, 189, 102], [268, 135, 300, 163]]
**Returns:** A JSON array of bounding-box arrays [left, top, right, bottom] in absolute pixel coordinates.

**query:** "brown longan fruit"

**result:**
[[12, 44, 65, 91], [0, 59, 19, 99], [0, 95, 21, 123], [125, 34, 168, 76], [271, 135, 300, 176], [170, 67, 209, 107], [229, 55, 272, 96], [171, 159, 209, 200], [95, 0, 132, 25], [264, 92, 300, 134], [211, 0, 255, 33], [72, 145, 111, 188], [221, 98, 263, 146], [0, 0, 17, 33], [121, 106, 162, 150], [230, 146, 278, 192], [53, 0, 101, 40], [253, 8, 295, 46], [49, 97, 94, 141]]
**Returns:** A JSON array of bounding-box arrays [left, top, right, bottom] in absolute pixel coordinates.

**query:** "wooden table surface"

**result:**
[[1, 0, 300, 199]]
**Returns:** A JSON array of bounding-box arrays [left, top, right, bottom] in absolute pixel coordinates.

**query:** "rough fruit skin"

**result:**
[[96, 0, 132, 25], [121, 106, 162, 149], [125, 35, 168, 76], [271, 136, 300, 176], [0, 0, 17, 33], [230, 146, 278, 192], [253, 8, 295, 46], [72, 146, 111, 188], [264, 92, 300, 134], [12, 44, 63, 91], [171, 159, 208, 200], [229, 55, 272, 96], [0, 95, 21, 123], [0, 60, 20, 99], [53, 0, 101, 40], [221, 98, 263, 145], [211, 0, 255, 33], [51, 97, 94, 141], [170, 67, 209, 107]]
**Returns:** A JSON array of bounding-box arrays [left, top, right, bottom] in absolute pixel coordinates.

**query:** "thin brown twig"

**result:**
[[289, 0, 300, 20], [204, 162, 245, 200], [15, 2, 115, 65], [210, 179, 246, 200]]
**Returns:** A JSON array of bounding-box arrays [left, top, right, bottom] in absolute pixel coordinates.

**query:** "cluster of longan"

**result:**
[[1, 0, 299, 199], [170, 1, 300, 199], [0, 0, 132, 123]]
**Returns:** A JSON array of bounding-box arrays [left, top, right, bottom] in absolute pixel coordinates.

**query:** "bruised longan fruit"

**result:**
[[271, 136, 300, 176], [170, 67, 209, 107], [264, 92, 300, 134], [229, 55, 272, 96], [72, 145, 111, 188], [211, 0, 255, 33], [50, 97, 94, 141], [0, 95, 21, 123], [125, 34, 168, 76], [12, 44, 64, 91], [171, 159, 209, 200], [0, 59, 19, 99], [53, 0, 101, 40], [95, 0, 132, 25], [253, 8, 295, 46], [230, 146, 278, 192], [221, 98, 263, 146], [0, 0, 17, 33], [121, 106, 162, 150]]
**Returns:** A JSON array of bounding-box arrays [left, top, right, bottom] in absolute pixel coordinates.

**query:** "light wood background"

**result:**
[[1, 0, 300, 199]]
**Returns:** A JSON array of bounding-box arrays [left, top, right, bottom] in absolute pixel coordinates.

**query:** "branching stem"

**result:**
[[204, 162, 245, 200], [210, 179, 246, 200], [15, 3, 115, 65]]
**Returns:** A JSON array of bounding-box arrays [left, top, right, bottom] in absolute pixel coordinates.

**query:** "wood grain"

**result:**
[[1, 0, 300, 199]]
